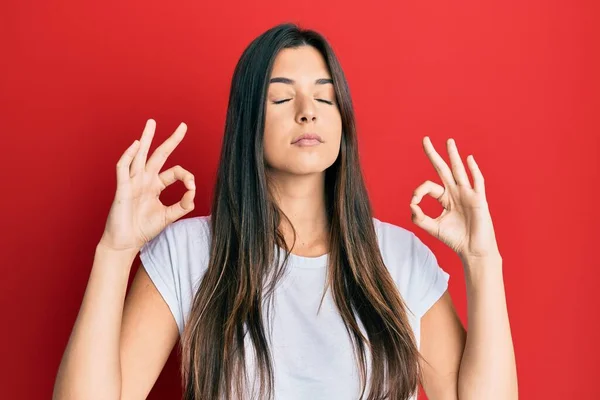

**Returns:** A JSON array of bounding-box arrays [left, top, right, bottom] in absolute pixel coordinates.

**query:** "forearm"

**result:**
[[53, 244, 138, 400], [458, 257, 518, 400]]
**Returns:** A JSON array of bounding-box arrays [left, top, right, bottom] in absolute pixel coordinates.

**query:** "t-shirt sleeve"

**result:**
[[139, 220, 186, 334], [405, 232, 450, 319]]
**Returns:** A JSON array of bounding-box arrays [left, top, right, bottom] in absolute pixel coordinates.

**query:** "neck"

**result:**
[[267, 169, 329, 256]]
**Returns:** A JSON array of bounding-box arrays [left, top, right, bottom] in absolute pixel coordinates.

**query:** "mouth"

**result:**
[[291, 133, 323, 145]]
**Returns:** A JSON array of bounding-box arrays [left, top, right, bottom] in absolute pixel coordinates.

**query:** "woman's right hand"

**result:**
[[98, 119, 196, 253]]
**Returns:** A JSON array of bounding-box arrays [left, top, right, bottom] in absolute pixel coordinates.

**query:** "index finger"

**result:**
[[146, 122, 188, 174]]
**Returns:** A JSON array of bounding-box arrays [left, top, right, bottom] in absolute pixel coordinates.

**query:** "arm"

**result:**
[[409, 136, 518, 399], [419, 290, 465, 400], [419, 257, 518, 400], [53, 244, 179, 400], [457, 256, 518, 400]]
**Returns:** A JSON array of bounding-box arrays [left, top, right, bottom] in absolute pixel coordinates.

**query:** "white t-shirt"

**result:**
[[139, 215, 450, 400]]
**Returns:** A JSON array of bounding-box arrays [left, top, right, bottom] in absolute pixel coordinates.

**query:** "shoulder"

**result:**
[[372, 217, 420, 267], [139, 215, 213, 334], [372, 217, 450, 319], [372, 216, 438, 263], [147, 215, 211, 251], [139, 214, 213, 284], [372, 217, 415, 248], [166, 214, 211, 239]]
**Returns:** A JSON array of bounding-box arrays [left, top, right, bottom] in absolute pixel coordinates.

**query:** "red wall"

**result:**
[[2, 0, 598, 398]]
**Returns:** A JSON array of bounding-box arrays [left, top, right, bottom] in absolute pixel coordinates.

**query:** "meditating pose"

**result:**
[[54, 23, 517, 400]]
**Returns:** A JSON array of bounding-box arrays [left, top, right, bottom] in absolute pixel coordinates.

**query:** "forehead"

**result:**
[[270, 46, 331, 84]]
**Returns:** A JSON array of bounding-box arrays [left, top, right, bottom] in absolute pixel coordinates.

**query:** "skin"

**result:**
[[411, 138, 517, 399], [263, 46, 342, 257]]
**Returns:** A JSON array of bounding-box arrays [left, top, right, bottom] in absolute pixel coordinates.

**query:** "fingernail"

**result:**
[[189, 180, 196, 189]]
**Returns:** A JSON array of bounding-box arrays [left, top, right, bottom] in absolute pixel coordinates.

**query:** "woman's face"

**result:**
[[263, 46, 342, 176]]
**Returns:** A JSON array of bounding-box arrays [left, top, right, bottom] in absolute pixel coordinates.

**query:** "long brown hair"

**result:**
[[180, 23, 426, 400]]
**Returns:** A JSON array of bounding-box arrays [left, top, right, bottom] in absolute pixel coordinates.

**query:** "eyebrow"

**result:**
[[269, 77, 333, 85]]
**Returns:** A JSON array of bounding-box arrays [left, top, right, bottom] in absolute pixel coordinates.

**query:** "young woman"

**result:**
[[54, 23, 517, 400]]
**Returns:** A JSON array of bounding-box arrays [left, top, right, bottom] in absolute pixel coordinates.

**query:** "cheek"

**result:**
[[264, 106, 286, 136], [264, 109, 283, 141], [263, 109, 286, 166], [327, 111, 343, 141]]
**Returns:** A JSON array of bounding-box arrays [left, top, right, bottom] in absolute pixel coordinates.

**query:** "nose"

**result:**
[[295, 94, 317, 124]]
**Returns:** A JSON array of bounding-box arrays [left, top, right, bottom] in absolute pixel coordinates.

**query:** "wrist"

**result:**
[[460, 252, 502, 269], [461, 255, 504, 287], [95, 242, 139, 261]]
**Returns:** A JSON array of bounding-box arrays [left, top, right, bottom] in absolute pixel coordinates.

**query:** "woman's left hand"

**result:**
[[409, 137, 501, 263]]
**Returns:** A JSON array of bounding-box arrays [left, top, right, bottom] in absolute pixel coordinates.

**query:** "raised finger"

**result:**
[[422, 137, 456, 188], [130, 119, 157, 175], [467, 154, 486, 194], [447, 138, 471, 188], [146, 122, 187, 174], [116, 140, 141, 184]]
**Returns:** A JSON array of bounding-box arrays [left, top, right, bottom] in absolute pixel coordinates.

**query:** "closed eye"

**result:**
[[272, 99, 334, 105], [317, 99, 334, 105]]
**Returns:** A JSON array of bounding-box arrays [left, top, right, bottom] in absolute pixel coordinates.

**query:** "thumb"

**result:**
[[165, 188, 196, 224]]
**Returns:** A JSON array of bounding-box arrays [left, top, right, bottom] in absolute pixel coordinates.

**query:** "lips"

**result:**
[[291, 133, 323, 144]]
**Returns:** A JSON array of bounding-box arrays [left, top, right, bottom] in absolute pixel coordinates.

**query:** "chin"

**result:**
[[265, 151, 339, 176], [290, 167, 328, 176], [285, 160, 337, 176]]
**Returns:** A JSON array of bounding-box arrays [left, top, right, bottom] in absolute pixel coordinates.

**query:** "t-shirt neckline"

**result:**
[[275, 245, 328, 269]]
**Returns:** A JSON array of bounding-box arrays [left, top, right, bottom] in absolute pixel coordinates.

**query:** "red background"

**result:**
[[2, 0, 598, 398]]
